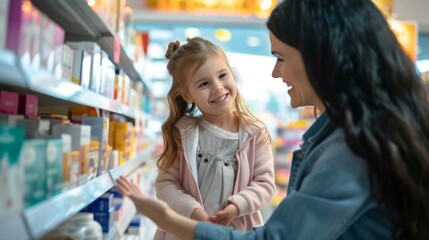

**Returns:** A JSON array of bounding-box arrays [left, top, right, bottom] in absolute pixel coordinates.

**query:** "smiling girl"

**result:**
[[153, 37, 275, 240]]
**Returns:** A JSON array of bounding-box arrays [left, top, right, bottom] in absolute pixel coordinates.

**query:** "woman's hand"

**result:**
[[209, 203, 238, 226], [116, 176, 169, 220], [115, 176, 198, 240]]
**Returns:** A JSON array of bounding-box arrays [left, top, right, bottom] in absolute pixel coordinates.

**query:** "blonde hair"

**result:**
[[157, 37, 271, 170]]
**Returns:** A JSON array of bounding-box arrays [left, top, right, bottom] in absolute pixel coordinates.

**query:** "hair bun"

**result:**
[[165, 40, 181, 60]]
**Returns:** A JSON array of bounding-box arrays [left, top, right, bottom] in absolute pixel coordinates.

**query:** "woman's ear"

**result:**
[[181, 93, 193, 104]]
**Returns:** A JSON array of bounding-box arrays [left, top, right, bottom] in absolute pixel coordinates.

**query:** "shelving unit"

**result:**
[[0, 147, 153, 240], [30, 0, 151, 98], [1, 0, 156, 239]]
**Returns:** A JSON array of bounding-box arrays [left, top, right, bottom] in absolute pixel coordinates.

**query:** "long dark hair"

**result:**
[[267, 0, 429, 239]]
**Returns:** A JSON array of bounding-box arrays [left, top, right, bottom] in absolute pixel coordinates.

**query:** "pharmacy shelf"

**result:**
[[0, 50, 27, 88], [0, 52, 146, 119], [23, 173, 114, 239], [30, 0, 151, 97]]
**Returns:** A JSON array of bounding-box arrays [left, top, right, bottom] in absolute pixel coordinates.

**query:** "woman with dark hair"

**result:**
[[116, 0, 429, 239]]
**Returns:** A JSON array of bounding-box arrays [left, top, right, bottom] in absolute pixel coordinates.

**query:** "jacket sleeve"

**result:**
[[155, 154, 202, 218], [226, 135, 276, 217]]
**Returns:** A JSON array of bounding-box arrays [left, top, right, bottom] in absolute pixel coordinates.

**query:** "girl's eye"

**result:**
[[276, 58, 284, 62], [199, 82, 209, 88], [219, 73, 227, 79]]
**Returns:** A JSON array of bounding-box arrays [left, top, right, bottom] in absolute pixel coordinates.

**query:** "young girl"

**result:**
[[153, 37, 275, 239]]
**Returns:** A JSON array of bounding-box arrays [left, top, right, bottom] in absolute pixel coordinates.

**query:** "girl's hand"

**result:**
[[191, 208, 210, 222], [209, 203, 238, 226]]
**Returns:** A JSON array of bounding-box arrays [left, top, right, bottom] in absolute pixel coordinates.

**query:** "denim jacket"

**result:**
[[195, 112, 392, 239]]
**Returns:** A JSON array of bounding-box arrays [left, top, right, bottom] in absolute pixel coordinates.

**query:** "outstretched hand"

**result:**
[[209, 203, 238, 226], [115, 176, 169, 220]]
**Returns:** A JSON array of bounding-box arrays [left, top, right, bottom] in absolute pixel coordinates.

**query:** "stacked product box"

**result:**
[[53, 124, 91, 185], [67, 41, 101, 91], [0, 124, 25, 219], [19, 139, 46, 206], [82, 116, 110, 175], [92, 193, 116, 233]]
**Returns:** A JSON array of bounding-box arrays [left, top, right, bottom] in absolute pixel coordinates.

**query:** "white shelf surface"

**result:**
[[0, 50, 27, 88], [0, 214, 31, 240], [0, 151, 154, 240], [24, 173, 114, 239]]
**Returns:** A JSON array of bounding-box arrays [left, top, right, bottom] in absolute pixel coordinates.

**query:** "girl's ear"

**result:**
[[181, 93, 193, 104]]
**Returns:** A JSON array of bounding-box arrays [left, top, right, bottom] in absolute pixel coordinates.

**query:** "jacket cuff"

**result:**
[[227, 195, 247, 217]]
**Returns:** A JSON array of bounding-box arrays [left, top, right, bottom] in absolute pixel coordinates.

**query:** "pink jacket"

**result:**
[[154, 116, 275, 240]]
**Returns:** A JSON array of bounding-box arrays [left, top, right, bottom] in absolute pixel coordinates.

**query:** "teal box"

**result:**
[[45, 138, 63, 197], [20, 139, 46, 206], [0, 124, 25, 217]]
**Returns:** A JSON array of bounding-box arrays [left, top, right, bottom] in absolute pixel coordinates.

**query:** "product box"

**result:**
[[17, 118, 50, 138], [61, 43, 73, 82], [0, 90, 19, 114], [66, 41, 101, 90], [93, 193, 114, 213], [114, 121, 130, 163], [52, 124, 91, 184], [94, 206, 115, 233], [0, 113, 24, 124], [40, 13, 56, 72], [82, 116, 109, 175], [0, 124, 25, 218], [18, 94, 38, 117], [6, 0, 32, 65], [0, 0, 11, 49], [100, 50, 115, 99], [66, 41, 85, 85], [45, 138, 63, 197], [19, 139, 46, 207], [60, 134, 73, 190], [53, 25, 65, 80]]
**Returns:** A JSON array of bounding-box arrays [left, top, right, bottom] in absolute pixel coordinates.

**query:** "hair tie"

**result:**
[[165, 40, 181, 59]]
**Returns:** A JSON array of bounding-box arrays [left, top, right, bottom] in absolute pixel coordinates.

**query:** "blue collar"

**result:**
[[301, 112, 331, 152]]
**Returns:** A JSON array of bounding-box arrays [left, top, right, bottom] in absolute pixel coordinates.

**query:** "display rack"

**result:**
[[0, 146, 153, 240], [0, 50, 145, 119], [30, 0, 151, 98], [1, 1, 155, 238]]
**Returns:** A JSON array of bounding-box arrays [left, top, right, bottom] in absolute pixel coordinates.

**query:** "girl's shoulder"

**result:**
[[175, 115, 201, 130]]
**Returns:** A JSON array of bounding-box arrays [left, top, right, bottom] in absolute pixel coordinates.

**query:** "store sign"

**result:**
[[389, 19, 418, 62]]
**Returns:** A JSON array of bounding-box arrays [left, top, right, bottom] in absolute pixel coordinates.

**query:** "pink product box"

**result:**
[[0, 90, 19, 114], [19, 94, 38, 117]]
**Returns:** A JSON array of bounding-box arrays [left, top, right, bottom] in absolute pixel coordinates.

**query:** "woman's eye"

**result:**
[[276, 58, 284, 62]]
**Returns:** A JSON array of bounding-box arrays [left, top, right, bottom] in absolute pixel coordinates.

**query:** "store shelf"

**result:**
[[23, 173, 114, 239], [30, 0, 151, 94], [0, 50, 27, 88], [0, 214, 31, 240]]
